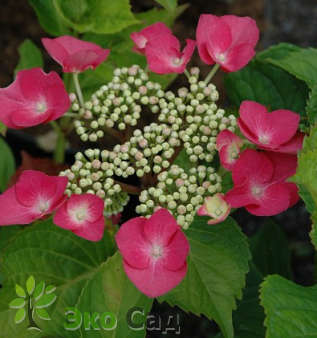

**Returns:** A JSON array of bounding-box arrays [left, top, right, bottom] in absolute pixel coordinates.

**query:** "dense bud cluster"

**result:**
[[70, 65, 163, 142], [63, 66, 237, 226], [136, 164, 222, 229]]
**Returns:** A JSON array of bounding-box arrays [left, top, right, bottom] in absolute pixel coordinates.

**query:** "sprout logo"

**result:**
[[9, 275, 57, 331]]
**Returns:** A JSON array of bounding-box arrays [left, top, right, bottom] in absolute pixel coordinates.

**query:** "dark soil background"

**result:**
[[1, 0, 317, 337]]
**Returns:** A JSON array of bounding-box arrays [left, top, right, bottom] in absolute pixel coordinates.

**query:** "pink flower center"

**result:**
[[35, 100, 47, 114], [69, 204, 89, 224], [251, 185, 264, 199], [172, 57, 183, 67], [37, 199, 50, 214], [150, 243, 164, 260], [258, 134, 271, 144], [216, 53, 227, 63], [138, 36, 147, 49]]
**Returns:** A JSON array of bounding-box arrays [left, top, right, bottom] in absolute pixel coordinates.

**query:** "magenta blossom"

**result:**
[[225, 149, 299, 216], [115, 208, 189, 297], [238, 101, 304, 154], [42, 36, 110, 73], [53, 194, 105, 241], [131, 22, 172, 54], [197, 193, 231, 224], [0, 68, 70, 129], [0, 170, 67, 225], [196, 14, 259, 72], [145, 34, 196, 74], [216, 130, 243, 170]]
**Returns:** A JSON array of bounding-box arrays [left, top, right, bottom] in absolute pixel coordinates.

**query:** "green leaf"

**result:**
[[260, 275, 317, 338], [257, 43, 301, 62], [0, 218, 152, 337], [28, 0, 70, 36], [14, 308, 26, 324], [217, 263, 265, 338], [250, 219, 292, 279], [155, 0, 177, 11], [263, 47, 317, 89], [0, 122, 7, 137], [224, 59, 309, 115], [9, 298, 26, 309], [14, 40, 43, 75], [26, 276, 36, 296], [33, 281, 45, 302], [56, 0, 139, 34], [45, 285, 56, 294], [15, 285, 26, 298], [306, 84, 317, 124], [34, 293, 57, 309], [34, 308, 50, 321], [159, 216, 251, 338], [0, 138, 15, 192]]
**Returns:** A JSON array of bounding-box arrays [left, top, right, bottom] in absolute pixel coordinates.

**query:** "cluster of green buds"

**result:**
[[136, 165, 222, 229], [70, 65, 164, 142], [157, 67, 236, 163], [64, 65, 238, 227]]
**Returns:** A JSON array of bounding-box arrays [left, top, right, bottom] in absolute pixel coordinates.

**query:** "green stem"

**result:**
[[51, 121, 66, 164], [184, 69, 191, 80], [72, 72, 84, 107], [204, 63, 220, 84]]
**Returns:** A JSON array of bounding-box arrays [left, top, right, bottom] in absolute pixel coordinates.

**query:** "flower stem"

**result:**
[[184, 69, 191, 80], [50, 121, 66, 164], [72, 72, 84, 107], [204, 63, 220, 84]]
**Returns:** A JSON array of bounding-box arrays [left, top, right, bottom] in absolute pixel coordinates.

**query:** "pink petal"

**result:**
[[42, 36, 110, 73], [222, 15, 259, 47], [123, 259, 187, 298], [143, 208, 179, 246], [163, 230, 190, 271], [53, 194, 105, 242], [0, 187, 38, 225], [239, 101, 300, 148], [65, 194, 104, 223], [72, 217, 105, 242], [225, 184, 259, 208], [272, 132, 304, 154], [221, 43, 255, 72], [231, 149, 274, 185], [216, 130, 243, 171], [15, 170, 67, 209], [284, 182, 299, 207], [196, 14, 220, 65], [197, 204, 208, 216], [245, 182, 292, 216], [115, 217, 150, 269], [265, 152, 298, 182], [145, 34, 192, 74], [205, 18, 232, 56], [131, 22, 172, 54]]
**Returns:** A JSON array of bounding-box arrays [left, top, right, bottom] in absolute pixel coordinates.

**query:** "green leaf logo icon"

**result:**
[[9, 275, 57, 331]]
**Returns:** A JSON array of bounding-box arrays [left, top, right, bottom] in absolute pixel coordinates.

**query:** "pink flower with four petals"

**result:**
[[115, 208, 189, 297]]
